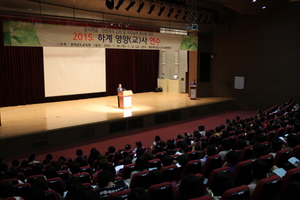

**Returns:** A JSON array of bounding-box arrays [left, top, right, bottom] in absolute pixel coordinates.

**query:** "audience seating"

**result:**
[[56, 170, 69, 182], [80, 166, 93, 176], [250, 175, 282, 200], [107, 189, 131, 200], [149, 159, 162, 170], [206, 166, 230, 189], [121, 163, 136, 180], [180, 159, 202, 179], [232, 159, 253, 187], [13, 183, 32, 200], [47, 177, 65, 197], [280, 167, 300, 198], [18, 167, 32, 178], [0, 178, 19, 185], [72, 172, 91, 183], [220, 185, 250, 200], [82, 182, 93, 190], [44, 189, 60, 200], [186, 150, 200, 160], [147, 182, 174, 200], [26, 174, 46, 186], [129, 170, 151, 189], [274, 148, 291, 168], [291, 144, 300, 159], [239, 145, 254, 161], [160, 165, 179, 182], [258, 154, 274, 171], [202, 155, 222, 178]]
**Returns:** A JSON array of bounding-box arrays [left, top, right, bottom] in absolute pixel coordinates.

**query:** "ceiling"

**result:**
[[0, 0, 293, 30]]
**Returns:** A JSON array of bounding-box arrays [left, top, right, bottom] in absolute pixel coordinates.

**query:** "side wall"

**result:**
[[212, 2, 300, 110]]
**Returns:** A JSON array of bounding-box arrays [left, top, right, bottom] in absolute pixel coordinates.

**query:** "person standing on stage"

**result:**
[[190, 79, 197, 86], [117, 84, 126, 107]]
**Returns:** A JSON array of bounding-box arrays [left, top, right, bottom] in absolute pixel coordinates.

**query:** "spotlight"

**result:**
[[106, 0, 114, 10], [174, 8, 182, 19], [148, 4, 155, 14], [182, 10, 188, 20], [115, 0, 124, 10], [125, 1, 136, 11], [137, 2, 145, 13], [157, 6, 165, 16], [167, 7, 174, 17]]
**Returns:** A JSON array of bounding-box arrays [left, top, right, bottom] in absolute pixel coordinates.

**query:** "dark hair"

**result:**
[[69, 161, 81, 174], [28, 154, 36, 163], [206, 145, 216, 156], [198, 125, 205, 131], [45, 154, 53, 160], [136, 141, 143, 148], [12, 160, 19, 167], [226, 151, 239, 165], [253, 144, 267, 158], [177, 174, 205, 200], [32, 163, 43, 175], [97, 170, 115, 188], [135, 155, 149, 171], [287, 134, 299, 148], [271, 138, 283, 152], [76, 149, 83, 156], [125, 144, 131, 150], [178, 154, 190, 169], [252, 159, 268, 180], [162, 155, 173, 166], [45, 166, 58, 179], [211, 172, 235, 196], [108, 146, 116, 154], [154, 135, 161, 142], [283, 180, 300, 200], [221, 139, 231, 151]]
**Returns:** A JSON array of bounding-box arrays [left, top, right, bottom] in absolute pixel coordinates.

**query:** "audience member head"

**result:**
[[89, 148, 99, 159], [154, 135, 161, 142], [149, 169, 164, 185], [136, 141, 143, 148], [123, 156, 133, 165], [128, 187, 150, 200], [76, 149, 83, 156], [11, 160, 19, 168], [69, 161, 81, 174], [198, 125, 205, 131], [107, 146, 116, 154], [211, 172, 235, 196], [162, 155, 173, 166], [178, 154, 190, 169], [253, 144, 267, 158], [113, 152, 123, 166], [135, 155, 149, 171], [226, 151, 239, 166], [287, 134, 299, 148], [206, 145, 216, 156], [252, 159, 269, 180], [136, 147, 145, 157], [125, 144, 131, 150], [97, 170, 115, 188], [0, 181, 16, 198], [65, 182, 86, 200], [32, 176, 48, 190], [76, 156, 88, 167], [176, 174, 205, 200], [271, 138, 283, 153], [45, 166, 58, 179], [32, 163, 43, 175], [28, 154, 36, 163], [66, 176, 82, 192], [237, 139, 247, 150], [45, 154, 53, 161], [283, 180, 300, 200], [221, 139, 231, 151], [215, 126, 222, 133], [20, 160, 29, 168]]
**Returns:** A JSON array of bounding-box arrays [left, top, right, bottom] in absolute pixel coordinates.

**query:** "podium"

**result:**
[[118, 90, 133, 109], [190, 86, 197, 100]]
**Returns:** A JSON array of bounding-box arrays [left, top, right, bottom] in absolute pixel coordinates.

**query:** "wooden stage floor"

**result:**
[[0, 92, 234, 139]]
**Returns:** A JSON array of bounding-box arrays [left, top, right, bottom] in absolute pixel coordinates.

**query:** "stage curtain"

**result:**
[[0, 16, 159, 107], [106, 49, 159, 96]]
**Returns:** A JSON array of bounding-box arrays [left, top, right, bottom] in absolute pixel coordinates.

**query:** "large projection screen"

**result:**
[[44, 47, 106, 97]]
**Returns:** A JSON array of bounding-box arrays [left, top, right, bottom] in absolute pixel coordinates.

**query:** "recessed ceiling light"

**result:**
[[252, 0, 256, 2], [262, 6, 266, 9]]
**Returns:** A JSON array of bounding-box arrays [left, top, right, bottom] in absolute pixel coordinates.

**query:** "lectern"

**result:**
[[190, 85, 197, 100], [118, 90, 133, 109]]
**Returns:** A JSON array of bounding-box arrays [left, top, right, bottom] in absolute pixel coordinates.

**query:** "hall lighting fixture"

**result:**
[[182, 10, 188, 20], [105, 0, 114, 10], [174, 8, 182, 19], [115, 0, 124, 10], [148, 4, 155, 14], [137, 1, 145, 13], [125, 1, 136, 11], [167, 7, 174, 17], [157, 5, 165, 16]]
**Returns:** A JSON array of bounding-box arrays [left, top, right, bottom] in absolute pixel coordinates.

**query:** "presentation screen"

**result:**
[[43, 47, 106, 97]]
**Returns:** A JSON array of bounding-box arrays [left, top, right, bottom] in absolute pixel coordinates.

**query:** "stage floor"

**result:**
[[0, 92, 234, 139]]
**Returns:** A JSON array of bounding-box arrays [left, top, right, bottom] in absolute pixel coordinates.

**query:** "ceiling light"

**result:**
[[262, 6, 266, 9], [148, 4, 155, 14], [167, 7, 174, 17], [158, 6, 165, 16], [106, 0, 114, 10], [137, 2, 145, 13], [125, 1, 136, 11], [115, 0, 124, 10]]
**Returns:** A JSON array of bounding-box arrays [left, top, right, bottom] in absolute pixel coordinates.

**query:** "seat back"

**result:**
[[180, 160, 202, 179], [206, 166, 230, 188], [72, 172, 91, 183], [160, 165, 179, 182], [201, 155, 222, 178], [251, 175, 282, 200], [121, 163, 136, 180], [13, 183, 32, 200], [56, 170, 69, 182], [239, 145, 254, 161], [18, 167, 32, 178], [149, 159, 162, 170], [291, 144, 300, 159], [47, 177, 65, 197], [186, 151, 200, 160], [274, 149, 291, 168], [44, 189, 60, 200], [154, 151, 167, 160], [107, 189, 131, 200], [130, 170, 151, 189], [281, 167, 300, 197], [189, 196, 214, 200], [148, 182, 174, 200], [232, 159, 253, 187], [0, 178, 19, 185], [26, 174, 46, 186], [220, 185, 250, 200], [80, 166, 93, 176], [258, 154, 274, 171]]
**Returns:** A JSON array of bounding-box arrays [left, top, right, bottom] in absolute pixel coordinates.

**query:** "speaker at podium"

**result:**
[[118, 90, 133, 109]]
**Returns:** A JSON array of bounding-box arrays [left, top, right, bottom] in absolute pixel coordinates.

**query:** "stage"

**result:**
[[0, 92, 236, 157]]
